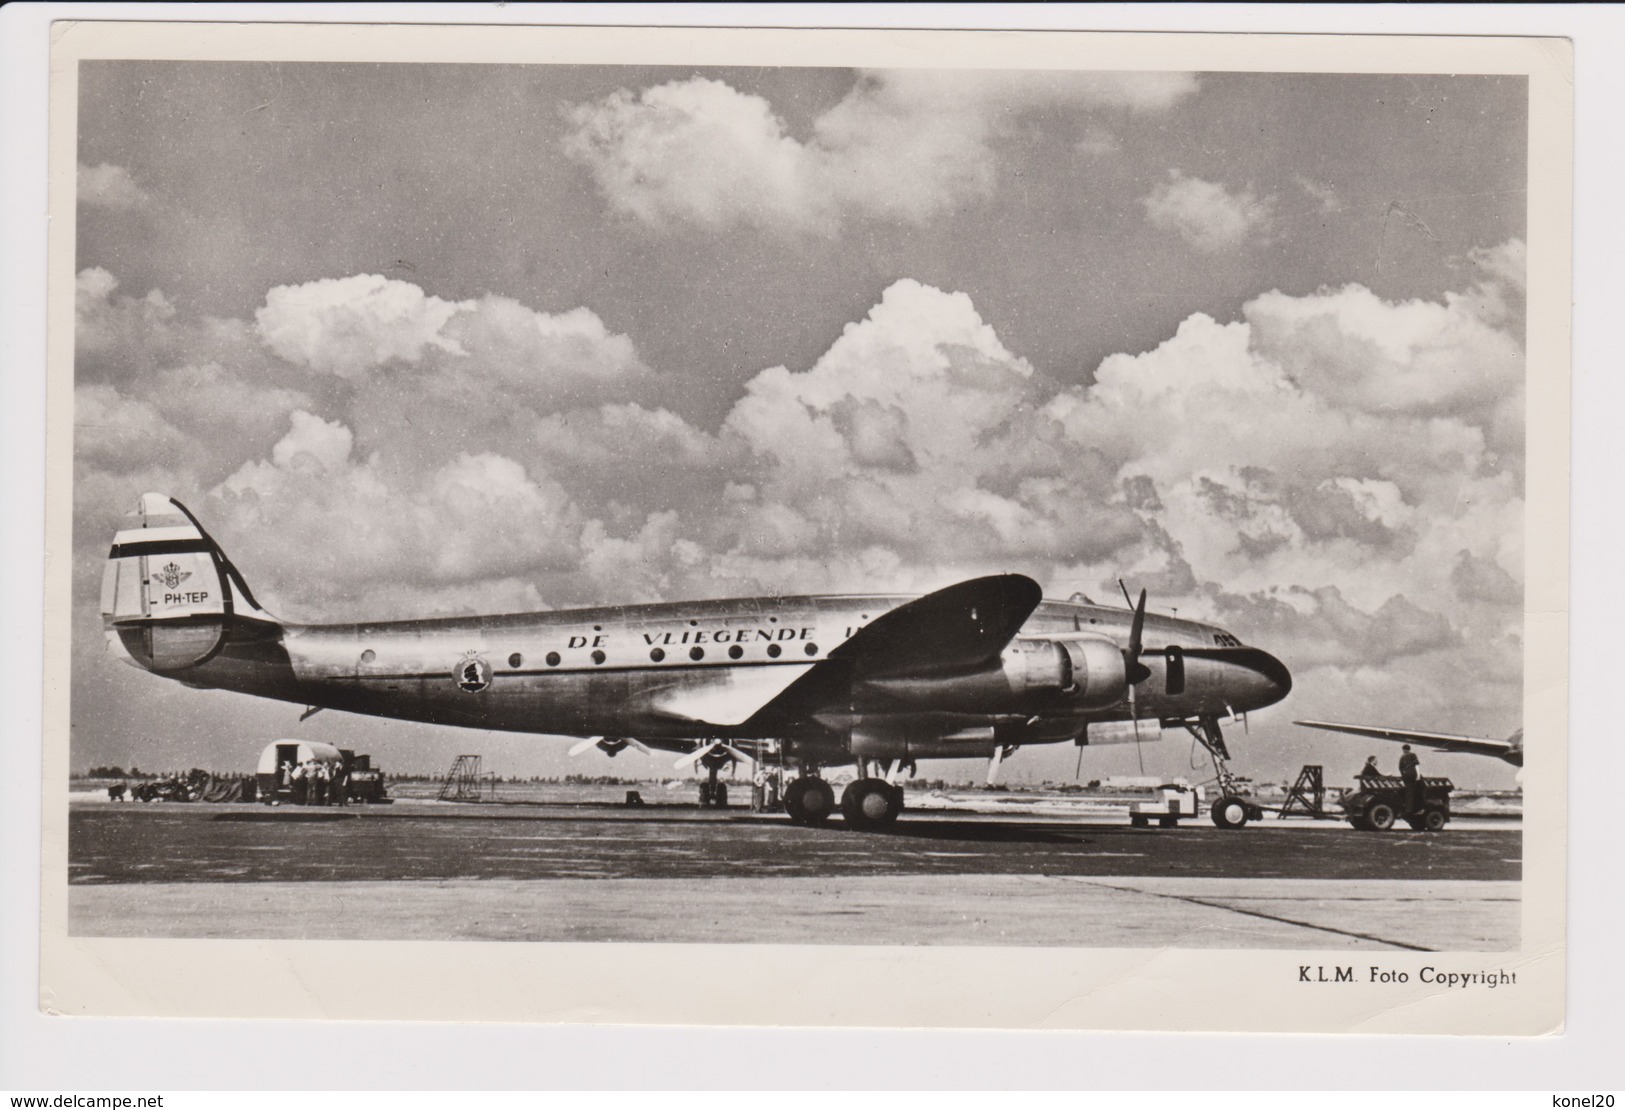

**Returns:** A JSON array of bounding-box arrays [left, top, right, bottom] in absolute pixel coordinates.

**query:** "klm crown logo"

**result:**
[[153, 562, 193, 590]]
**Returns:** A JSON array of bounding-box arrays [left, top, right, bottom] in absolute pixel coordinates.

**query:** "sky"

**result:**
[[71, 61, 1529, 788]]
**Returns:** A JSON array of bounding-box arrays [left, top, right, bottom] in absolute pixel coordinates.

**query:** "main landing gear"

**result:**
[[783, 774, 835, 826], [840, 777, 904, 831], [781, 762, 907, 830], [1181, 716, 1264, 829]]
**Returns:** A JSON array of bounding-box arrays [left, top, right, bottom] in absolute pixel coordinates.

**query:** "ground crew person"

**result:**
[[1399, 744, 1421, 814], [290, 760, 308, 805], [1358, 756, 1383, 784]]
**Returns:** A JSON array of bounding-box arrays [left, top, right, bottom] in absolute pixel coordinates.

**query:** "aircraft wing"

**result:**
[[744, 573, 1045, 731], [1294, 720, 1522, 766], [644, 574, 1041, 731]]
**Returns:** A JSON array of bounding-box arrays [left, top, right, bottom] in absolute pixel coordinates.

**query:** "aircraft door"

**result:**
[[1165, 645, 1185, 696]]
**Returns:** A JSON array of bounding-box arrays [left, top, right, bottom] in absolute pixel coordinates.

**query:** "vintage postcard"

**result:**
[[40, 19, 1570, 1032]]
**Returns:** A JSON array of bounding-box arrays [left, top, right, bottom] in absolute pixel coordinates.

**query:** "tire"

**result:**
[[1211, 795, 1251, 829], [841, 779, 902, 830], [1130, 814, 1149, 828], [1404, 816, 1426, 831], [1159, 816, 1178, 829], [713, 783, 727, 808], [785, 777, 834, 827], [1422, 808, 1447, 832], [698, 780, 713, 807], [1366, 801, 1397, 831]]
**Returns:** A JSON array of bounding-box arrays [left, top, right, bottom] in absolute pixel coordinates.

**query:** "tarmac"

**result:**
[[68, 798, 1521, 950]]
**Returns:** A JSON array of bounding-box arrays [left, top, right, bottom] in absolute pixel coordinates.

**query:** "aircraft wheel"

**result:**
[[1130, 814, 1149, 828], [1366, 801, 1397, 831], [1210, 795, 1251, 829], [713, 783, 728, 808], [784, 777, 834, 827], [1421, 807, 1447, 832], [841, 779, 902, 831], [698, 780, 713, 807]]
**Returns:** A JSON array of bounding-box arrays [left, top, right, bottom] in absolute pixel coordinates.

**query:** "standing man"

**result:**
[[1398, 744, 1421, 814]]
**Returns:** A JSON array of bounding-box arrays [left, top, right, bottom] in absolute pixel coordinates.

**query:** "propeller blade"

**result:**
[[1129, 687, 1146, 774], [673, 744, 710, 770], [627, 738, 652, 756], [1118, 580, 1152, 685], [568, 737, 602, 757]]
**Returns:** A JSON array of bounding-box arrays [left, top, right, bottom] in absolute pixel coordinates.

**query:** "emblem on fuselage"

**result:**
[[456, 657, 492, 693], [152, 562, 192, 590]]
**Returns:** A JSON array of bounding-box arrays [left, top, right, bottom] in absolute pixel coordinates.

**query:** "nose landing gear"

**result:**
[[1181, 716, 1263, 829]]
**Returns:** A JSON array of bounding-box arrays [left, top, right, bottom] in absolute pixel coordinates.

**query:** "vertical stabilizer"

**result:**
[[101, 493, 270, 671]]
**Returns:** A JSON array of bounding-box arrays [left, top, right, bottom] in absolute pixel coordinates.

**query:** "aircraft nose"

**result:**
[[1228, 647, 1293, 710]]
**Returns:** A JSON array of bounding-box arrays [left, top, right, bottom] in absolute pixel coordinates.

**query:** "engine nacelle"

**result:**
[[1001, 636, 1128, 709]]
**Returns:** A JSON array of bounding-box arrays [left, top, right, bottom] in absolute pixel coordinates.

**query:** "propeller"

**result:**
[[568, 736, 651, 758], [1118, 580, 1152, 686], [673, 740, 751, 772], [1119, 581, 1152, 773]]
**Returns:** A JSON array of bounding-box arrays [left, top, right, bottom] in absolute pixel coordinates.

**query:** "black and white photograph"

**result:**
[[40, 20, 1569, 1033]]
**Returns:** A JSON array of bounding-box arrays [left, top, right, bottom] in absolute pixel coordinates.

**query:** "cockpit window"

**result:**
[[1213, 631, 1243, 647]]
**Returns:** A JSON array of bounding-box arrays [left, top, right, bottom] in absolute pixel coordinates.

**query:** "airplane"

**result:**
[[101, 492, 1293, 829], [1295, 720, 1523, 767]]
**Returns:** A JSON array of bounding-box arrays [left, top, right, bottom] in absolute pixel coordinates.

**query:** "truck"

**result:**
[[1340, 775, 1454, 831]]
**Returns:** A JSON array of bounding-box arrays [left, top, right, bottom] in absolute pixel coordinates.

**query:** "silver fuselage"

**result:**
[[156, 593, 1290, 763]]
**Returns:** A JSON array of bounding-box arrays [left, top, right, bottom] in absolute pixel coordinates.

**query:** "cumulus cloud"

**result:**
[[217, 417, 590, 613], [76, 267, 278, 382], [1246, 282, 1523, 427], [78, 162, 151, 211], [713, 279, 1144, 581], [256, 274, 472, 379], [1142, 170, 1275, 252], [563, 70, 1198, 233]]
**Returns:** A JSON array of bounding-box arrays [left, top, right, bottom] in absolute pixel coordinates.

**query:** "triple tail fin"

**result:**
[[101, 493, 273, 672]]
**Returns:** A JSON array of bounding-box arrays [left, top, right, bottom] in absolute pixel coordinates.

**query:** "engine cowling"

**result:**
[[1001, 637, 1128, 709]]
